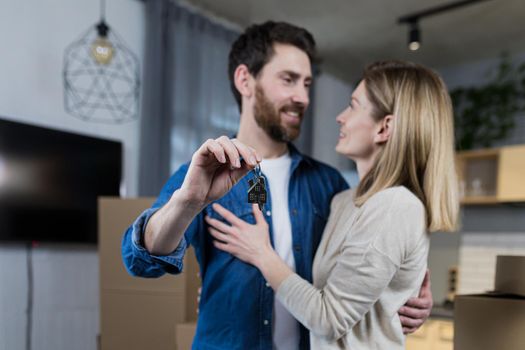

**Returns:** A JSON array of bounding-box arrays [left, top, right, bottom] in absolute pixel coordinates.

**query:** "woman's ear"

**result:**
[[233, 64, 254, 99], [374, 114, 395, 144]]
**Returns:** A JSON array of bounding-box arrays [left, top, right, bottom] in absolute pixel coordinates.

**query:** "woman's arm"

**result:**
[[208, 192, 427, 340], [208, 202, 399, 340]]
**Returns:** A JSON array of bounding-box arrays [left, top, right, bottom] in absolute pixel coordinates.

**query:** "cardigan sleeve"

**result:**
[[275, 188, 426, 342]]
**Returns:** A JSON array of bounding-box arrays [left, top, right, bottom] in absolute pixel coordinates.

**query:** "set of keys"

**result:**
[[247, 164, 267, 212]]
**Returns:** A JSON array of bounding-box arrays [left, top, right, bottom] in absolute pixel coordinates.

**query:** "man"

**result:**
[[122, 21, 432, 350]]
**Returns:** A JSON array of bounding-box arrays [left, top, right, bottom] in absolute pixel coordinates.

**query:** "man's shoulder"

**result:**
[[301, 155, 345, 179], [296, 155, 350, 195]]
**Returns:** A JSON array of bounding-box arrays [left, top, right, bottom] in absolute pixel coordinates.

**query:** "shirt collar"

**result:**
[[230, 134, 313, 170], [288, 142, 313, 171]]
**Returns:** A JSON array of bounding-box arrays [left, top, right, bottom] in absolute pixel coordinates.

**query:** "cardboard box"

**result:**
[[454, 293, 525, 350], [176, 322, 197, 350], [495, 255, 525, 296], [185, 250, 200, 322], [100, 290, 184, 350], [98, 197, 201, 350], [98, 197, 178, 292]]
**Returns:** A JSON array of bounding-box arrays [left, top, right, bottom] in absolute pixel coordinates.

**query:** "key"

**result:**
[[247, 164, 267, 212], [256, 176, 267, 212]]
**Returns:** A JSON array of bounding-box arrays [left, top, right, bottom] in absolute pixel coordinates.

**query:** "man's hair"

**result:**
[[228, 21, 317, 111]]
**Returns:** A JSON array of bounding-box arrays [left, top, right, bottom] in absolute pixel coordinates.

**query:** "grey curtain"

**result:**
[[138, 0, 172, 196], [138, 0, 239, 195], [138, 0, 315, 196]]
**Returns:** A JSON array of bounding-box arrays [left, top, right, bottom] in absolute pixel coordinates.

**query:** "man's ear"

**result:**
[[374, 114, 395, 144], [233, 64, 254, 98]]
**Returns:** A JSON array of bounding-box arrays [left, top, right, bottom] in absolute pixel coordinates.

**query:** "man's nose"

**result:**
[[291, 85, 309, 107]]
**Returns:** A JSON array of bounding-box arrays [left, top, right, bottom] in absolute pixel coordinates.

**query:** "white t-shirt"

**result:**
[[260, 152, 299, 350]]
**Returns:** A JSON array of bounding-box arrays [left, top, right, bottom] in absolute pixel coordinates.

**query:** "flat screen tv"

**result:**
[[0, 118, 122, 244]]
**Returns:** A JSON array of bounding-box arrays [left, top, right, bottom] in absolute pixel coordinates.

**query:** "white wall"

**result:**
[[438, 51, 525, 90], [0, 1, 145, 349], [0, 0, 145, 197]]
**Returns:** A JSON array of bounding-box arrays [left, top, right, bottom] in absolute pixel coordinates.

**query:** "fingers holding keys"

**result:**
[[215, 136, 261, 169], [182, 137, 262, 206], [198, 138, 227, 165], [216, 136, 242, 168], [195, 136, 261, 169], [231, 138, 262, 166]]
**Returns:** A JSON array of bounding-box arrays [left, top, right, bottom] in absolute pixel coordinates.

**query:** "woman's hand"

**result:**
[[206, 203, 273, 268]]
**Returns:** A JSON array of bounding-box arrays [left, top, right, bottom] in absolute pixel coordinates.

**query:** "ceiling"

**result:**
[[183, 0, 525, 82]]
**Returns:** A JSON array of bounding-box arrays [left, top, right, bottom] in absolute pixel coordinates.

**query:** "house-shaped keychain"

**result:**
[[247, 176, 267, 211]]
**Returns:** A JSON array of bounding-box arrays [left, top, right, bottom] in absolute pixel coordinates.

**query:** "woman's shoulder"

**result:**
[[365, 186, 424, 212], [358, 187, 426, 233], [360, 187, 428, 257], [331, 188, 356, 208]]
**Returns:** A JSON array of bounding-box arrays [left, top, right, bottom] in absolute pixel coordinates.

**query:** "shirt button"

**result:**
[[265, 282, 270, 287], [263, 320, 269, 326], [292, 208, 298, 215], [266, 210, 271, 216]]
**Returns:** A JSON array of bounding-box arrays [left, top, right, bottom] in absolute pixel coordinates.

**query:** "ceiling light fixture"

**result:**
[[63, 0, 140, 123], [398, 0, 492, 52], [408, 21, 420, 51]]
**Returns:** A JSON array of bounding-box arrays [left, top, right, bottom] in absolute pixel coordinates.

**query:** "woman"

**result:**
[[206, 60, 459, 349]]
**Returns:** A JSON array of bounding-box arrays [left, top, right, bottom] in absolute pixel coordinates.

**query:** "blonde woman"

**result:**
[[207, 60, 459, 349]]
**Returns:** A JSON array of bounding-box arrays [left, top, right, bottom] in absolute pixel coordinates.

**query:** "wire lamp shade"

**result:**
[[63, 20, 140, 123]]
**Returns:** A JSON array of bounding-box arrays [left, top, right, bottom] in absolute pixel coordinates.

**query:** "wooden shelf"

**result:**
[[460, 196, 499, 205], [457, 144, 525, 205]]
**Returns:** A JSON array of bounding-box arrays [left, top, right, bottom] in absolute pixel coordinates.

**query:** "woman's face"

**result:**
[[335, 80, 382, 161]]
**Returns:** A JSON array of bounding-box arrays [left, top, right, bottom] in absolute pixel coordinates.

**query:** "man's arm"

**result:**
[[399, 269, 433, 334], [143, 137, 260, 256], [143, 188, 205, 256]]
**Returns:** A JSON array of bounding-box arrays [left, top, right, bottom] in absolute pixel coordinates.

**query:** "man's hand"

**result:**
[[399, 269, 433, 334], [181, 136, 261, 208], [144, 137, 260, 255]]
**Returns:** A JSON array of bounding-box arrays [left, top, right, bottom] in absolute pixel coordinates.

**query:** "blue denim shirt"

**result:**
[[122, 144, 348, 350]]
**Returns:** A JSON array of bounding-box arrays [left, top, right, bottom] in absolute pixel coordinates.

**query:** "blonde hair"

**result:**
[[354, 60, 459, 232]]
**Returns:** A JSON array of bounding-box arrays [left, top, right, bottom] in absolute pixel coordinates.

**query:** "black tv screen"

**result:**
[[0, 118, 122, 243]]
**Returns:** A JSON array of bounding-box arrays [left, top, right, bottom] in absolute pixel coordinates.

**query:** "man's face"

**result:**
[[252, 44, 312, 142]]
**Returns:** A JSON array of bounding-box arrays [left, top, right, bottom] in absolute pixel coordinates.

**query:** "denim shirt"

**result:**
[[121, 144, 348, 350]]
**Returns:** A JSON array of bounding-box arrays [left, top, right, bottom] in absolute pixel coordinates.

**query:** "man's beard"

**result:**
[[253, 85, 304, 143]]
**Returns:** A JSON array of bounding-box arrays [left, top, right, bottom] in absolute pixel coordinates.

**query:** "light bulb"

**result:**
[[408, 24, 421, 51], [91, 37, 114, 65], [409, 41, 420, 51]]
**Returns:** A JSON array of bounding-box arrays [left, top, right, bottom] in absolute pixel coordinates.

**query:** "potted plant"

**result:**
[[450, 54, 525, 151]]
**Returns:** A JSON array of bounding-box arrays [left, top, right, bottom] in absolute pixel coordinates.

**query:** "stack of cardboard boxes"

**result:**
[[98, 198, 199, 350], [454, 255, 525, 350]]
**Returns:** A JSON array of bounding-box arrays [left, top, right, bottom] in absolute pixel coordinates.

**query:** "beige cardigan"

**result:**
[[276, 187, 429, 349]]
